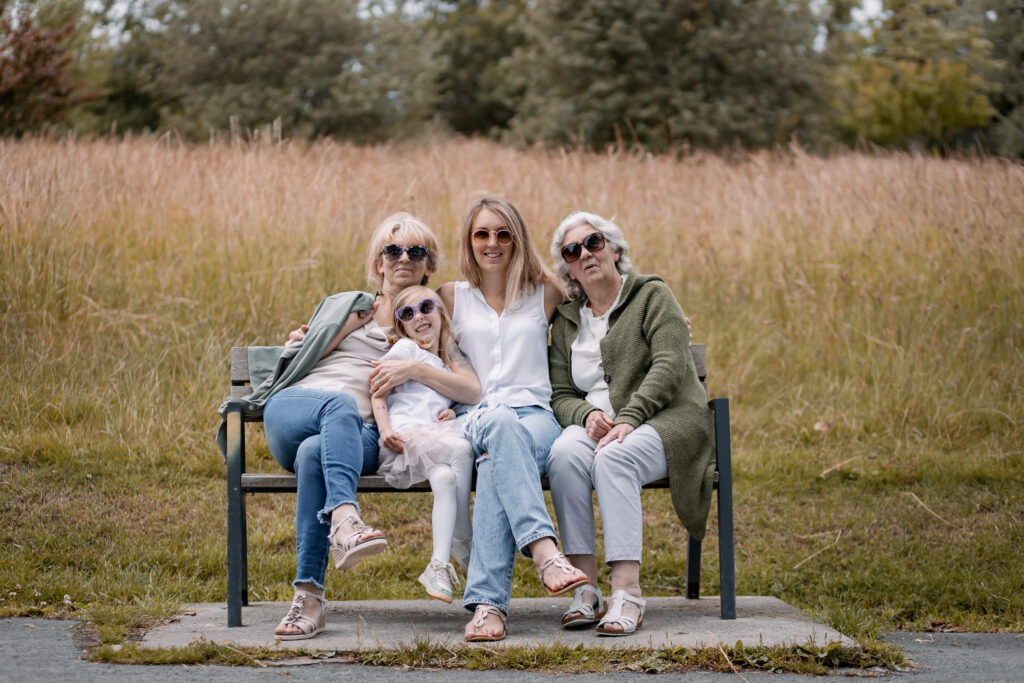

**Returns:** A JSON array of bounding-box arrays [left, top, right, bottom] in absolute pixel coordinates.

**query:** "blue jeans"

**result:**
[[263, 387, 380, 590], [461, 404, 563, 614]]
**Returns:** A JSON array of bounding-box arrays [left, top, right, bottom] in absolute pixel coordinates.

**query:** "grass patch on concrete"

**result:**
[[2, 138, 1022, 668], [91, 638, 905, 675]]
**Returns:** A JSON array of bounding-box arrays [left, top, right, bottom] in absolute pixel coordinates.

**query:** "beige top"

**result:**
[[292, 320, 394, 422]]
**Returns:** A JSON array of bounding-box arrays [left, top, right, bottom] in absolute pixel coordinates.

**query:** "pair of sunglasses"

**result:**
[[395, 298, 440, 323], [382, 243, 429, 262], [471, 228, 514, 246], [560, 232, 607, 263]]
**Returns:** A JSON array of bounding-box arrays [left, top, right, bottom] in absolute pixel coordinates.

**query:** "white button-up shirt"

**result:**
[[452, 281, 552, 410]]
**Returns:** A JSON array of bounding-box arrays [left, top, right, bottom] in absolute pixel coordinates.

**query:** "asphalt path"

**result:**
[[1, 619, 1021, 682]]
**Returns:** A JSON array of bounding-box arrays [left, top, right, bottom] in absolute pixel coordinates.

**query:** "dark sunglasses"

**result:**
[[471, 228, 514, 246], [382, 243, 430, 262], [560, 232, 607, 263], [395, 298, 440, 323]]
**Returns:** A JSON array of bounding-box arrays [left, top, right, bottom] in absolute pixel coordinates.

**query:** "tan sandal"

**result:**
[[561, 584, 606, 628], [329, 514, 388, 570], [274, 589, 327, 640], [536, 552, 589, 597], [464, 604, 507, 642]]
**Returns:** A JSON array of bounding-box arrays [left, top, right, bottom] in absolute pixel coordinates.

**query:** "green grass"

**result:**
[[1, 137, 1022, 671], [90, 638, 905, 675]]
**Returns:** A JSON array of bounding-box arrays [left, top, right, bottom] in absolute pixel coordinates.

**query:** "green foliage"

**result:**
[[429, 0, 526, 136], [499, 0, 829, 151], [0, 4, 89, 134], [983, 0, 1024, 156], [830, 0, 1000, 148], [81, 0, 438, 141], [834, 58, 995, 146]]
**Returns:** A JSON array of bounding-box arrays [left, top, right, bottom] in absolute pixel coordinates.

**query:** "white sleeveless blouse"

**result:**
[[451, 281, 552, 410]]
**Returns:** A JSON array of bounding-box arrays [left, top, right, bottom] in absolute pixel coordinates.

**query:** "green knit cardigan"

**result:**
[[549, 272, 716, 540]]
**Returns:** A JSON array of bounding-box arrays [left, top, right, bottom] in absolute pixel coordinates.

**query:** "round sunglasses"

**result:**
[[471, 228, 514, 246], [382, 243, 429, 262], [395, 297, 440, 323], [560, 232, 607, 263]]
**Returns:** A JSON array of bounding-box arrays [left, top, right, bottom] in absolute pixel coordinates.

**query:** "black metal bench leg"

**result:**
[[686, 535, 701, 599], [712, 398, 736, 619], [226, 405, 245, 627]]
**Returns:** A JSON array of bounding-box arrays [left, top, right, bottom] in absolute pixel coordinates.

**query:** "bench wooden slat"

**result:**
[[231, 347, 250, 384], [237, 473, 708, 494]]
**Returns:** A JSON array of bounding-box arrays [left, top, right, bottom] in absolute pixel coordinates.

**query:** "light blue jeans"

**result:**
[[461, 404, 563, 614], [263, 387, 380, 590]]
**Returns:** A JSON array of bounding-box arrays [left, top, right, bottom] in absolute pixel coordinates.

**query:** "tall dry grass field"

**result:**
[[1, 137, 1022, 641]]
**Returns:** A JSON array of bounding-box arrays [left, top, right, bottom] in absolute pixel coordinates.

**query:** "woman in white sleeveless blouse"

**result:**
[[436, 197, 588, 642]]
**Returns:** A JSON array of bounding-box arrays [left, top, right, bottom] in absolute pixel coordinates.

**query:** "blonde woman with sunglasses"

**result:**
[[436, 197, 589, 642], [545, 211, 715, 637], [267, 214, 480, 640]]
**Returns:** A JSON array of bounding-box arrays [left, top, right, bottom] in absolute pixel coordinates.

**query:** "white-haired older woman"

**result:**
[[545, 211, 716, 636]]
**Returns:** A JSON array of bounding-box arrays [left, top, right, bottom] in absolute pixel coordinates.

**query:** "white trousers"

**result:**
[[546, 424, 667, 563]]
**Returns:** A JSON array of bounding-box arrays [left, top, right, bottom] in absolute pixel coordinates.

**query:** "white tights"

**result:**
[[426, 445, 474, 563]]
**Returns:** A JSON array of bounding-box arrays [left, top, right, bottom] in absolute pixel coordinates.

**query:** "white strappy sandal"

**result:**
[[274, 589, 327, 640], [596, 590, 646, 636], [561, 584, 606, 628]]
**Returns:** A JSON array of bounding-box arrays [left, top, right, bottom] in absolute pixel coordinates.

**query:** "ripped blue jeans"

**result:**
[[263, 387, 380, 589]]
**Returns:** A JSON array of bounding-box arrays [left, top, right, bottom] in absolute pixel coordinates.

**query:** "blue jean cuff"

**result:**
[[462, 597, 507, 615], [318, 500, 359, 525], [516, 531, 555, 558], [292, 577, 325, 592]]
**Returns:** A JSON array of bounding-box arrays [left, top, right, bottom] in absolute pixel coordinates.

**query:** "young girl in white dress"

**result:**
[[372, 285, 476, 603]]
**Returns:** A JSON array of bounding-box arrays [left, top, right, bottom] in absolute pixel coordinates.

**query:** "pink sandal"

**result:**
[[274, 589, 326, 640], [329, 514, 388, 570]]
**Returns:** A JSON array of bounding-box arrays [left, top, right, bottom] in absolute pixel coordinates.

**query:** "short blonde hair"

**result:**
[[549, 211, 633, 301], [365, 212, 441, 290], [391, 285, 458, 368], [456, 197, 554, 305]]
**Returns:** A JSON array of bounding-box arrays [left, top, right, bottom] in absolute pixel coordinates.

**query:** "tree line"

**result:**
[[2, 0, 1021, 155]]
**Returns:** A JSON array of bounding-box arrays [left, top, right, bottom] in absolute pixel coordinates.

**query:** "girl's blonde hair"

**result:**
[[391, 285, 458, 368], [365, 212, 441, 290], [457, 197, 555, 306]]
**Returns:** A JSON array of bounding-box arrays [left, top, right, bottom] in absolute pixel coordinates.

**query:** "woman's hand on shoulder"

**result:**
[[380, 428, 406, 454], [585, 410, 615, 440], [594, 423, 635, 454], [437, 281, 456, 317], [543, 277, 567, 321], [285, 324, 308, 347]]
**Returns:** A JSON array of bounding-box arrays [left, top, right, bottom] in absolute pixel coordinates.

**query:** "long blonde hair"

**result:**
[[391, 286, 458, 368], [457, 197, 555, 306]]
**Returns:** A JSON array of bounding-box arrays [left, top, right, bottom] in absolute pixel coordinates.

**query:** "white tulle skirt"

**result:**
[[377, 420, 474, 489]]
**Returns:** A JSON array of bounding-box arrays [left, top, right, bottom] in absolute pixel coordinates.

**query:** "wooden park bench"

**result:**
[[222, 344, 735, 627]]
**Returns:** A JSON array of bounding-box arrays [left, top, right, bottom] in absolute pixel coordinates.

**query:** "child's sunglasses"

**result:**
[[560, 232, 607, 263], [395, 298, 440, 323], [382, 243, 430, 262]]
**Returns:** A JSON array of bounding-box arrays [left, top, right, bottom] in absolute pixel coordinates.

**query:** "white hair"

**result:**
[[549, 211, 633, 300]]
